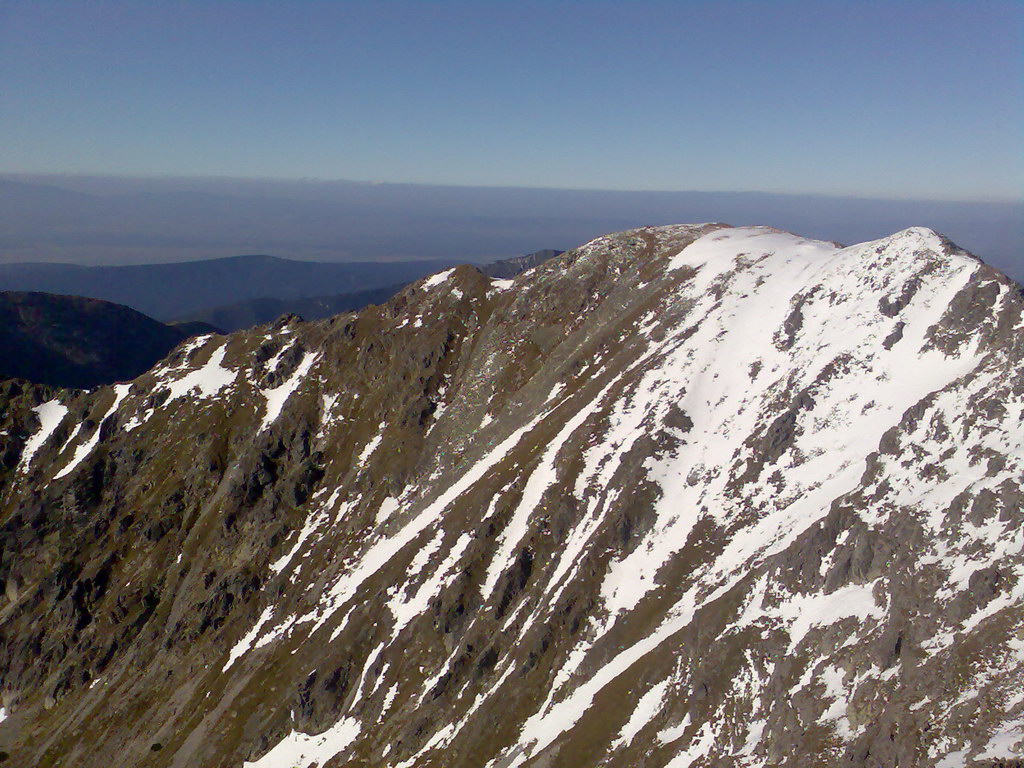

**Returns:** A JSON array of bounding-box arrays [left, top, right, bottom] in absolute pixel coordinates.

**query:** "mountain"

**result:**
[[1, 224, 1022, 767], [0, 291, 216, 389], [174, 250, 565, 332], [0, 254, 461, 321]]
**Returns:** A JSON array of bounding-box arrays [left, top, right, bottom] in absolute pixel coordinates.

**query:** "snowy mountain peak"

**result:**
[[0, 224, 1021, 767]]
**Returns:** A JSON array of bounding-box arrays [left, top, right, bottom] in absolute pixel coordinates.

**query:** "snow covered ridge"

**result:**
[[1, 224, 1023, 767]]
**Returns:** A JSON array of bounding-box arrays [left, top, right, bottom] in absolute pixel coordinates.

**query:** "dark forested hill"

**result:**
[[0, 292, 212, 389]]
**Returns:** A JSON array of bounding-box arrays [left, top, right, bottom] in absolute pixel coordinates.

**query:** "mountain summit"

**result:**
[[1, 224, 1022, 767]]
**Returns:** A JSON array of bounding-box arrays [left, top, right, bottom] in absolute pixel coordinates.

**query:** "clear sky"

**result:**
[[1, 0, 1021, 201]]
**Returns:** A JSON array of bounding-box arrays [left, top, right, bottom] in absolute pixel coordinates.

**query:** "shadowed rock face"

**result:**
[[0, 224, 1022, 767]]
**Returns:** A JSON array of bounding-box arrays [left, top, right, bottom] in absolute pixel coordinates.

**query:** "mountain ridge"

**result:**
[[0, 223, 1021, 767]]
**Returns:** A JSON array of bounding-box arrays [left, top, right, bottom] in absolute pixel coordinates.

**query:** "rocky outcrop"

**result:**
[[0, 225, 1021, 767]]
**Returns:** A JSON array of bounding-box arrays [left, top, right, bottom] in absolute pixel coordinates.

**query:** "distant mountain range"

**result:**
[[0, 254, 461, 321], [172, 284, 406, 333], [174, 249, 564, 331], [0, 292, 215, 389]]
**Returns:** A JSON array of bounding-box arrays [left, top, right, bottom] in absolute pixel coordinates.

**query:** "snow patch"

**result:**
[[243, 716, 361, 768], [613, 678, 671, 749], [777, 581, 884, 652], [357, 432, 383, 466], [18, 399, 67, 471], [223, 606, 275, 671], [259, 352, 320, 431], [422, 268, 456, 289], [53, 384, 131, 480], [163, 344, 237, 403]]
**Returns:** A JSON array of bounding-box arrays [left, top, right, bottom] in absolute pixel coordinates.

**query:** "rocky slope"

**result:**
[[0, 224, 1022, 767]]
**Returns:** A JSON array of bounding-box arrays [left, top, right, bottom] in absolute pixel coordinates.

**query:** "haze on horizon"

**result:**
[[0, 172, 1020, 280]]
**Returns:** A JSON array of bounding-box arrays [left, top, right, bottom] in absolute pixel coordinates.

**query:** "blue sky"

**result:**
[[1, 1, 1021, 200]]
